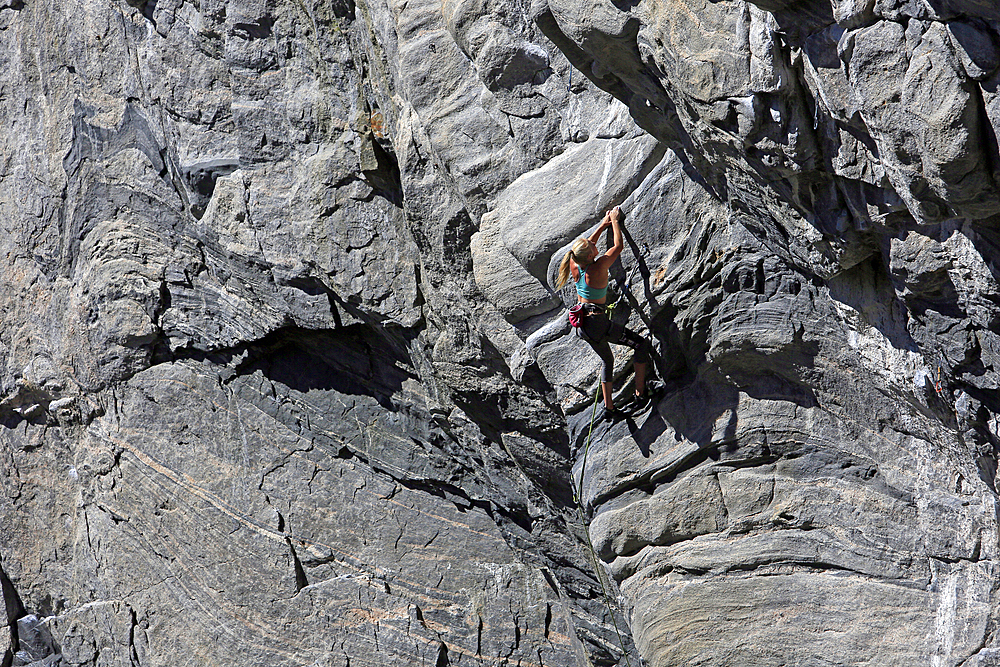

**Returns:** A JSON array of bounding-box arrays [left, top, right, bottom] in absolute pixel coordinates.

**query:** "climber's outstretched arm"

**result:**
[[587, 211, 611, 246], [594, 206, 624, 271]]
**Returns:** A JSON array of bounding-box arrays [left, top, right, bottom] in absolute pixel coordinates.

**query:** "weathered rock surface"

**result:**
[[537, 0, 1000, 664], [0, 0, 640, 665], [4, 0, 1000, 665]]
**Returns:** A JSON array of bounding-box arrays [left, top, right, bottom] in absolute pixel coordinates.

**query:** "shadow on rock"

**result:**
[[240, 325, 416, 413]]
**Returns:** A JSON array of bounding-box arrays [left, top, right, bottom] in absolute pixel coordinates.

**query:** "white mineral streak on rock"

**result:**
[[834, 297, 931, 400]]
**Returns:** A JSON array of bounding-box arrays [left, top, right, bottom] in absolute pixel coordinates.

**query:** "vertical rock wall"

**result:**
[[534, 0, 1000, 665], [2, 0, 1000, 666], [0, 0, 644, 664]]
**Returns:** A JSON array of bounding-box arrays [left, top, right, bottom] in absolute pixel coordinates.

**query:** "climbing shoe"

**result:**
[[601, 407, 626, 423], [628, 393, 651, 411], [645, 379, 666, 397], [625, 381, 665, 413]]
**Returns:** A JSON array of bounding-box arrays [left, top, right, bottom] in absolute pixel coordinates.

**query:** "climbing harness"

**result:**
[[568, 303, 604, 328], [568, 259, 631, 329], [600, 260, 640, 324], [571, 385, 634, 667], [570, 259, 639, 327]]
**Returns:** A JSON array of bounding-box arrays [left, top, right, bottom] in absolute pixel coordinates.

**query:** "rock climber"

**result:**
[[556, 206, 654, 421]]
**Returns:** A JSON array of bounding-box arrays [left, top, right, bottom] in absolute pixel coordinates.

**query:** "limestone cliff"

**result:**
[[2, 0, 1000, 666]]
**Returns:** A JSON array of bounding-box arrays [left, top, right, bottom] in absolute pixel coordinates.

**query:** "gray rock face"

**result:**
[[0, 0, 638, 665], [534, 0, 1000, 664], [3, 0, 1000, 666]]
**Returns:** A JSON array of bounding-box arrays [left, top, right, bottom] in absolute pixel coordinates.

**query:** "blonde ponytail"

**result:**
[[555, 238, 595, 289], [556, 251, 573, 288]]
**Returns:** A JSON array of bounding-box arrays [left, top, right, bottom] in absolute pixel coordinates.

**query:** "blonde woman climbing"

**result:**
[[556, 206, 652, 421]]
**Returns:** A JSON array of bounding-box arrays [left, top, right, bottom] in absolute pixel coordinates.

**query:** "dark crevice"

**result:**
[[931, 553, 986, 566], [148, 338, 245, 371], [724, 558, 870, 578], [332, 0, 355, 20], [182, 159, 239, 219], [361, 137, 403, 209], [153, 309, 421, 408], [123, 0, 156, 24], [287, 539, 309, 592], [141, 0, 157, 24], [232, 16, 273, 40], [391, 475, 494, 520], [0, 562, 23, 666], [127, 607, 141, 667], [242, 324, 417, 411], [435, 642, 449, 667], [541, 568, 561, 597], [971, 80, 1000, 192]]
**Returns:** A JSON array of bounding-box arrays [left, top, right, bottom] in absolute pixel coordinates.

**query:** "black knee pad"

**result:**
[[618, 327, 650, 366]]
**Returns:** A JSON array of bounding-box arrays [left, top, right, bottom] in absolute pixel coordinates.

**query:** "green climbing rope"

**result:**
[[572, 382, 634, 667]]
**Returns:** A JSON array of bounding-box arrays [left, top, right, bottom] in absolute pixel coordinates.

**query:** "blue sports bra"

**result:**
[[576, 267, 608, 300]]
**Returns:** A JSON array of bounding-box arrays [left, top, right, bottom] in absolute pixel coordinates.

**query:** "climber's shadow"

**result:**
[[612, 226, 659, 319], [609, 226, 687, 386], [622, 368, 718, 457], [625, 409, 667, 458], [623, 368, 805, 469]]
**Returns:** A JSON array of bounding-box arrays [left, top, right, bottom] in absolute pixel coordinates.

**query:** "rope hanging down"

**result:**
[[572, 381, 634, 667], [567, 256, 646, 667]]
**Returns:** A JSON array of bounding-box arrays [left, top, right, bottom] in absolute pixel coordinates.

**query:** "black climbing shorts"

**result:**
[[573, 310, 650, 382]]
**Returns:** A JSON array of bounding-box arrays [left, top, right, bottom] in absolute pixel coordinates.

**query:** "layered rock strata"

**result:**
[[1, 0, 1000, 666]]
